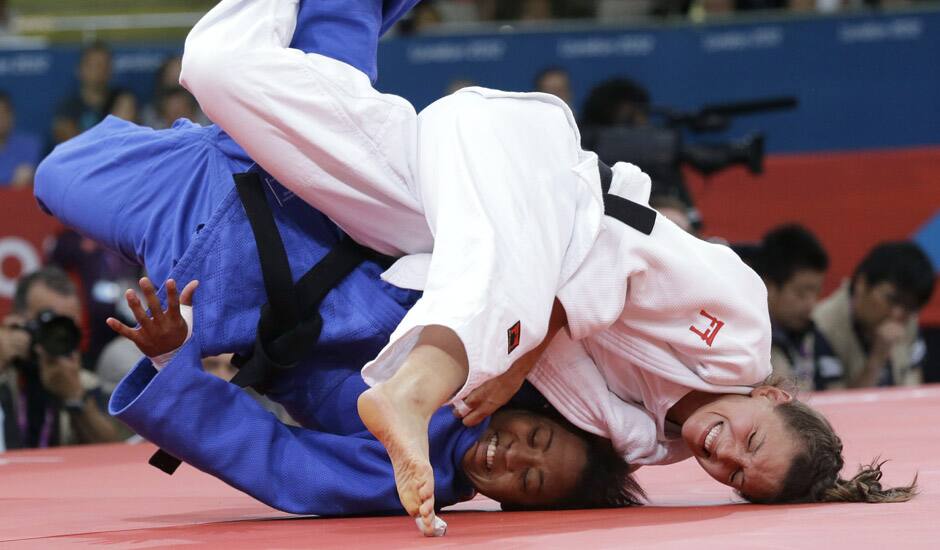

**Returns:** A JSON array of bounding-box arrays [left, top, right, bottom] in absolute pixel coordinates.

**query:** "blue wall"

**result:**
[[1, 8, 938, 154]]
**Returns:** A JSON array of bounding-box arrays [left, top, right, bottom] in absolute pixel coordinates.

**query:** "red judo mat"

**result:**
[[2, 385, 939, 549]]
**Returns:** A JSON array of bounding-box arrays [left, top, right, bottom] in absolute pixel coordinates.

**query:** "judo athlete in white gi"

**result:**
[[178, 0, 916, 526], [34, 1, 649, 537]]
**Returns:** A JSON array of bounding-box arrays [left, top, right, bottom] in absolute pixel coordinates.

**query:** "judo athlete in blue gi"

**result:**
[[32, 0, 640, 537]]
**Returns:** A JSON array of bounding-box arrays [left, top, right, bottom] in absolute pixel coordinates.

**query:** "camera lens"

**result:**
[[34, 312, 81, 358]]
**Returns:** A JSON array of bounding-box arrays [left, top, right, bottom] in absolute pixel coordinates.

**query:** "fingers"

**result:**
[[139, 278, 165, 321], [106, 317, 138, 341], [462, 408, 488, 427], [179, 280, 199, 307], [125, 289, 152, 330], [166, 279, 180, 316]]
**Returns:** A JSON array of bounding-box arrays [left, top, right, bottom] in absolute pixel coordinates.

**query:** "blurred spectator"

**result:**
[[754, 224, 843, 391], [48, 229, 142, 367], [649, 195, 694, 234], [813, 241, 936, 388], [533, 66, 574, 111], [155, 86, 200, 128], [446, 77, 477, 95], [51, 41, 113, 146], [396, 1, 444, 34], [0, 91, 42, 187], [106, 88, 140, 123], [580, 77, 650, 127], [0, 267, 121, 449]]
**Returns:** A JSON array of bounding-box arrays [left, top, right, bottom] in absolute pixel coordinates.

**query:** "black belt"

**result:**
[[149, 164, 650, 475], [149, 172, 392, 475], [597, 160, 657, 235]]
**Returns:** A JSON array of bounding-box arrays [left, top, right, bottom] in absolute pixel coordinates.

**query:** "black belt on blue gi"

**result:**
[[149, 163, 654, 475], [149, 171, 393, 475]]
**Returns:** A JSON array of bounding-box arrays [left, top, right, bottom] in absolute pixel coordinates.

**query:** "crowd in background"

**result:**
[[0, 15, 936, 453], [396, 0, 933, 32]]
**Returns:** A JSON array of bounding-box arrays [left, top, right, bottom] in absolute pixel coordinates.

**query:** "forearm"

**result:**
[[69, 397, 121, 443], [849, 352, 890, 388], [111, 343, 404, 516], [514, 299, 567, 379]]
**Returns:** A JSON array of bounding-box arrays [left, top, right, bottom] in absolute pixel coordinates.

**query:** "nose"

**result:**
[[712, 438, 743, 468], [505, 441, 540, 471]]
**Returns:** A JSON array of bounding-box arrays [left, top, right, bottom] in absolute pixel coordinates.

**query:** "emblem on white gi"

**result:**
[[507, 321, 521, 354], [689, 310, 724, 347]]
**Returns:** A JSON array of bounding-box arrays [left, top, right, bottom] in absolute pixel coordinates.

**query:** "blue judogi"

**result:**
[[34, 0, 489, 516]]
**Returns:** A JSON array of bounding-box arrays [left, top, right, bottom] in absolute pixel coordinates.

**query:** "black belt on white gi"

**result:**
[[596, 159, 657, 235]]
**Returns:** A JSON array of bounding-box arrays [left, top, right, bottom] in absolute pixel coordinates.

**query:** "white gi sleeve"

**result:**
[[361, 89, 601, 409], [560, 163, 773, 387], [526, 333, 680, 466], [180, 0, 430, 256]]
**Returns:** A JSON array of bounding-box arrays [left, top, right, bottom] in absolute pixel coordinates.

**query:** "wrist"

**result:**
[[63, 392, 88, 413]]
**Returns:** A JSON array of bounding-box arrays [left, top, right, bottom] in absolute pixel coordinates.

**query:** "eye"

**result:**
[[529, 427, 539, 448], [730, 469, 742, 486], [747, 431, 756, 452], [522, 468, 531, 492]]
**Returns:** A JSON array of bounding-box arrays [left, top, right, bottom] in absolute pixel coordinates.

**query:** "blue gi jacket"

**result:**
[[34, 0, 489, 516]]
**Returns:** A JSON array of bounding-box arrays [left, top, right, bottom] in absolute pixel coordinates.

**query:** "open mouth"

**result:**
[[485, 433, 498, 471], [702, 422, 723, 457]]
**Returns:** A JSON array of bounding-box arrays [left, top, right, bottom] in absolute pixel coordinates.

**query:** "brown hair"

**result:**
[[744, 398, 916, 504]]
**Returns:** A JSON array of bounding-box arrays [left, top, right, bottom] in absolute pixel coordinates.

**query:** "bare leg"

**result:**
[[357, 326, 468, 535]]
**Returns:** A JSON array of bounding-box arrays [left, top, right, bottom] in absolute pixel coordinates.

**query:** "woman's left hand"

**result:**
[[106, 277, 198, 357]]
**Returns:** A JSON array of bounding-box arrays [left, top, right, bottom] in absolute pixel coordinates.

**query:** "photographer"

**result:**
[[0, 267, 120, 449]]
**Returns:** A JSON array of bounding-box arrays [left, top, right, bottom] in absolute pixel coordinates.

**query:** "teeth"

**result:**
[[485, 434, 497, 470], [704, 423, 722, 454]]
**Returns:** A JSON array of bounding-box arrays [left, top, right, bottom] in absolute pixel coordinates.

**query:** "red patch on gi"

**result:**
[[689, 310, 724, 347], [507, 321, 521, 354]]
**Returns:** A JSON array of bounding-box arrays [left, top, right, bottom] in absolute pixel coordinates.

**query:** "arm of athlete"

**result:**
[[458, 299, 568, 427], [107, 277, 455, 518]]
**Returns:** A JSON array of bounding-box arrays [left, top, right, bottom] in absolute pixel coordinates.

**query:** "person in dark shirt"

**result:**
[[0, 91, 42, 187], [50, 41, 113, 146], [754, 224, 843, 391]]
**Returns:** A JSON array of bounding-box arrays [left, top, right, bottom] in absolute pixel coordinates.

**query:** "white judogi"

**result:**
[[181, 0, 771, 466]]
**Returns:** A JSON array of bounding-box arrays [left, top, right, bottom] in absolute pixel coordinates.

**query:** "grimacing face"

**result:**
[[681, 387, 801, 501], [461, 409, 588, 507]]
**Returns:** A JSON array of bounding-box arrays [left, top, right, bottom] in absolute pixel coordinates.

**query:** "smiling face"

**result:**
[[461, 409, 588, 507], [681, 387, 801, 501]]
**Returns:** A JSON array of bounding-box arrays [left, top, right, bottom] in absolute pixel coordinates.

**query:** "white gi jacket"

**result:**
[[181, 0, 772, 466]]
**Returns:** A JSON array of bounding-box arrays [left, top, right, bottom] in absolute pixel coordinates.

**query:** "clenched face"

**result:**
[[461, 409, 588, 507], [681, 387, 801, 501]]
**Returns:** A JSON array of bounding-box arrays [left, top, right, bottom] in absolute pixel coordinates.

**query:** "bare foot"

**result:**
[[358, 384, 441, 536]]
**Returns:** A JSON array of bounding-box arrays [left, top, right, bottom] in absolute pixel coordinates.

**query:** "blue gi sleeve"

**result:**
[[109, 338, 482, 516]]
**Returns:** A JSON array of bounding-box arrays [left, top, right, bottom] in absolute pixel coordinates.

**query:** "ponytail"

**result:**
[[744, 398, 916, 504], [821, 460, 917, 503]]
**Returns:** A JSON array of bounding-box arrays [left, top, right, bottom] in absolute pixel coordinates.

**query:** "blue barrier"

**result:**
[[0, 7, 938, 154]]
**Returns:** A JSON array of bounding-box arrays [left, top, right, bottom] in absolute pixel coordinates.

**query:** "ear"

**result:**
[[852, 274, 868, 296], [751, 385, 793, 404]]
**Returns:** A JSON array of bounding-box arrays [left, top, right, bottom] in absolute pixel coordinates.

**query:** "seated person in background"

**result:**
[[0, 91, 42, 187], [0, 267, 122, 449], [649, 194, 694, 235], [753, 224, 842, 392], [813, 241, 935, 388], [51, 42, 113, 146]]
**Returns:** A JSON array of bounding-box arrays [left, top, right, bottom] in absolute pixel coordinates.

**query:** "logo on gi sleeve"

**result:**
[[507, 321, 521, 354], [689, 310, 724, 347]]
